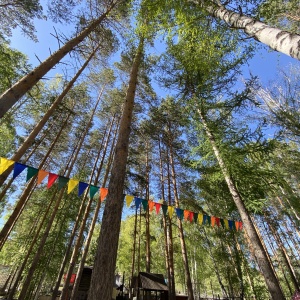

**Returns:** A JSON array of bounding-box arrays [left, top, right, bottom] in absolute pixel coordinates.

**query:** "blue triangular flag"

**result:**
[[176, 208, 183, 220], [13, 163, 27, 179], [78, 182, 89, 196], [134, 197, 142, 210]]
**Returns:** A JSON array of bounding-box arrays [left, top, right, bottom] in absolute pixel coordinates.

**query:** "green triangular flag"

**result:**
[[142, 199, 148, 211], [162, 204, 168, 216], [26, 166, 38, 182], [90, 185, 99, 199], [58, 176, 69, 190]]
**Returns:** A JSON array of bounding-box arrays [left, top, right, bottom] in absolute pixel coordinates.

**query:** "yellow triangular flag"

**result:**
[[125, 195, 134, 207], [224, 219, 229, 229], [168, 206, 174, 218], [68, 179, 79, 194], [198, 213, 203, 225], [37, 170, 49, 184], [0, 157, 15, 175]]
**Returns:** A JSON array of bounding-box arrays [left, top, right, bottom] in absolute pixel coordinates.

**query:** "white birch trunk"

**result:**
[[202, 2, 300, 60]]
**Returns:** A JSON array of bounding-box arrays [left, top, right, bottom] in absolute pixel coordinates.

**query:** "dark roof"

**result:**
[[138, 272, 168, 291]]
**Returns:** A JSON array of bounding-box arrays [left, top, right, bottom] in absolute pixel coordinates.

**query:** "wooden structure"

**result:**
[[131, 272, 168, 300]]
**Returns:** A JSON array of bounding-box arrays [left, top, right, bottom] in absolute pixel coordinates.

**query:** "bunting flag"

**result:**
[[142, 199, 148, 211], [78, 182, 89, 196], [211, 216, 216, 227], [176, 208, 183, 220], [100, 188, 108, 202], [0, 157, 15, 175], [1, 156, 243, 232], [148, 200, 155, 212], [194, 212, 198, 224], [89, 185, 99, 199], [134, 197, 142, 210], [198, 214, 203, 225], [37, 170, 49, 184], [68, 179, 79, 194], [189, 211, 194, 223], [125, 195, 134, 207], [155, 203, 161, 214], [224, 219, 229, 229], [26, 166, 38, 182], [184, 210, 190, 221], [168, 206, 174, 218], [220, 218, 225, 228], [58, 176, 69, 190], [13, 163, 27, 179], [48, 173, 59, 189], [161, 205, 168, 216]]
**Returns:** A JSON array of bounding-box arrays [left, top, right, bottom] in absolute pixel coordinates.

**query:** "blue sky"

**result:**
[[9, 11, 300, 89]]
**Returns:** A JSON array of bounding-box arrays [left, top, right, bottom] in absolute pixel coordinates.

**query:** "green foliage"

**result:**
[[0, 41, 30, 93], [257, 0, 300, 33], [0, 0, 44, 40]]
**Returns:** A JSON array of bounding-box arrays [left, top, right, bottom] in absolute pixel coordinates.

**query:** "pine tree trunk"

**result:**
[[71, 119, 118, 300], [88, 38, 144, 300], [197, 108, 286, 300], [17, 98, 97, 299], [199, 1, 300, 60], [166, 147, 176, 300], [7, 191, 57, 300], [259, 218, 293, 296], [145, 143, 151, 273], [0, 47, 98, 186], [51, 121, 109, 300], [61, 99, 113, 300], [168, 131, 194, 300], [158, 138, 175, 300], [0, 2, 120, 118], [264, 214, 300, 291]]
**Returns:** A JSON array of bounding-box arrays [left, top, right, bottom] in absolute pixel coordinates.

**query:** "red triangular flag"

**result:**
[[155, 203, 161, 214], [47, 173, 59, 189], [189, 211, 194, 223]]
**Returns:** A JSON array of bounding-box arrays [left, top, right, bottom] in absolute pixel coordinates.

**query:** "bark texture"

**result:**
[[202, 2, 300, 60], [88, 38, 144, 300]]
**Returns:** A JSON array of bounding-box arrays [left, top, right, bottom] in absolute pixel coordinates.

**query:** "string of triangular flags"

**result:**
[[124, 195, 243, 231], [0, 157, 242, 231], [0, 157, 108, 201]]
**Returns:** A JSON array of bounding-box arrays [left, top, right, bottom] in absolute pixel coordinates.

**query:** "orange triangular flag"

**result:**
[[0, 157, 15, 175], [100, 188, 108, 202], [184, 210, 190, 220], [235, 221, 240, 231], [211, 216, 216, 227], [148, 200, 155, 212], [37, 170, 49, 184], [68, 179, 79, 194]]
